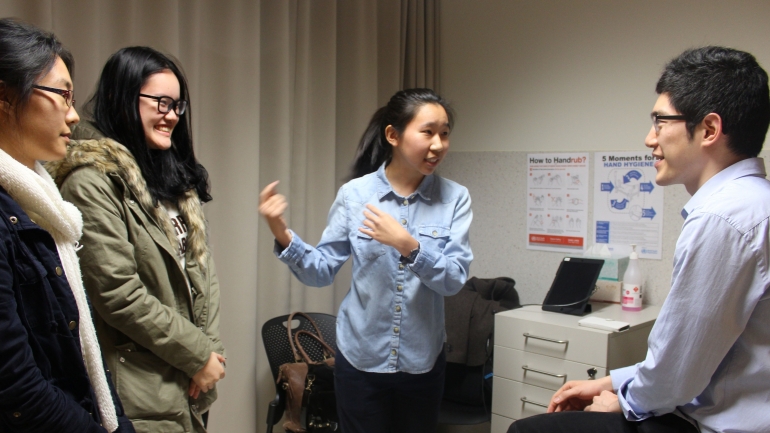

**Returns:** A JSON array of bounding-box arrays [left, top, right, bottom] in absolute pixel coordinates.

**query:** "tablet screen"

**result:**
[[542, 257, 604, 315]]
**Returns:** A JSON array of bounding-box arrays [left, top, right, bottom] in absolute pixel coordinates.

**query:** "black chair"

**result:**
[[262, 312, 337, 433]]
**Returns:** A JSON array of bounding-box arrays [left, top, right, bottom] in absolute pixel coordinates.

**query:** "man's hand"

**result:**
[[359, 204, 418, 256], [584, 390, 621, 412], [192, 352, 226, 393], [548, 376, 613, 413], [259, 181, 292, 248]]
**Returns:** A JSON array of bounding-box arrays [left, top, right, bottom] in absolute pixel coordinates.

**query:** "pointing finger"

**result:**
[[259, 180, 280, 204]]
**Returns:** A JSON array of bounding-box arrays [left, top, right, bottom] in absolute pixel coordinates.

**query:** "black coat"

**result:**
[[444, 277, 520, 366], [0, 186, 133, 433]]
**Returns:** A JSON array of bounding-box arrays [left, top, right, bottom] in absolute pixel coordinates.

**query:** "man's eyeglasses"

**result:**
[[651, 113, 687, 134], [139, 94, 188, 116], [32, 85, 75, 108]]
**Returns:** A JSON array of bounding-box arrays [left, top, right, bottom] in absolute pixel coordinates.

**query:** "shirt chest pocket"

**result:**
[[354, 232, 387, 261], [418, 225, 450, 252]]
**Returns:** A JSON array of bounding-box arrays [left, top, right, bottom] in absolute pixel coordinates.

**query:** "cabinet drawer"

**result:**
[[492, 377, 552, 420], [491, 413, 515, 433], [496, 313, 609, 365], [494, 346, 607, 390]]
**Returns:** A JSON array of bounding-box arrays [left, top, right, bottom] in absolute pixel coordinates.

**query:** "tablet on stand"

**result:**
[[541, 257, 605, 316]]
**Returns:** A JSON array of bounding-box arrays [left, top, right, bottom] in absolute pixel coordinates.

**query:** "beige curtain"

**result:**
[[0, 1, 439, 431], [400, 0, 440, 90]]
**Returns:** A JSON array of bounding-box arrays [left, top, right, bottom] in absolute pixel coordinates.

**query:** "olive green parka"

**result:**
[[47, 123, 225, 433]]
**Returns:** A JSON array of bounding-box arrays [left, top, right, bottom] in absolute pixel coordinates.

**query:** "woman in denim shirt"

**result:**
[[260, 88, 473, 433]]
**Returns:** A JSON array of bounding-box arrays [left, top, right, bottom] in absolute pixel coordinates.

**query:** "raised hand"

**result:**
[[259, 181, 292, 248], [359, 204, 418, 257]]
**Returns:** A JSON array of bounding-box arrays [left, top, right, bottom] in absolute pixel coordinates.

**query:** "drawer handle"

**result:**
[[523, 333, 568, 345], [520, 396, 549, 408], [521, 365, 566, 379]]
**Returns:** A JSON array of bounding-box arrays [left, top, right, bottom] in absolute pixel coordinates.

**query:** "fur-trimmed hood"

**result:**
[[47, 137, 210, 272]]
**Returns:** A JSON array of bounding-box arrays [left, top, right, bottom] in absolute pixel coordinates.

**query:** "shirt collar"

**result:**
[[681, 157, 767, 219], [375, 162, 435, 201]]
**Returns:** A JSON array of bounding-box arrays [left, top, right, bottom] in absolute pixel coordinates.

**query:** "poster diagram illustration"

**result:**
[[527, 153, 589, 253], [594, 152, 664, 260], [600, 168, 656, 221]]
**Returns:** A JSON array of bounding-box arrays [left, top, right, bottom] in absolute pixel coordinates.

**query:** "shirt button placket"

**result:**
[[390, 194, 412, 370]]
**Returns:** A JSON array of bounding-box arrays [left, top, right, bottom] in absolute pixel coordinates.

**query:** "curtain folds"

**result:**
[[0, 1, 440, 431], [400, 0, 441, 91]]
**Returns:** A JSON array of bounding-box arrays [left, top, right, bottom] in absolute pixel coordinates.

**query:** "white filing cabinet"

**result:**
[[490, 304, 660, 433]]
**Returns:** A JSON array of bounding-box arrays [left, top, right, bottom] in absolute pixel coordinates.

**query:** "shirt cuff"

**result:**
[[611, 364, 652, 422], [274, 229, 304, 264], [407, 242, 434, 274], [610, 365, 637, 391]]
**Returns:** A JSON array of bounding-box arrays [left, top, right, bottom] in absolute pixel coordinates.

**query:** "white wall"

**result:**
[[438, 0, 770, 305], [441, 0, 770, 153]]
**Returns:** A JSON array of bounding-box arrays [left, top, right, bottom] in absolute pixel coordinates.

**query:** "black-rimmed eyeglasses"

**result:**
[[651, 113, 687, 134], [139, 94, 188, 115], [32, 85, 75, 108]]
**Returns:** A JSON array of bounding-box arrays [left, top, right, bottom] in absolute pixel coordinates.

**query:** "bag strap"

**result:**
[[294, 330, 336, 364], [286, 312, 328, 362]]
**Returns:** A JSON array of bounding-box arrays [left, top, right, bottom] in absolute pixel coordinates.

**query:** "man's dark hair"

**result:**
[[657, 46, 770, 157]]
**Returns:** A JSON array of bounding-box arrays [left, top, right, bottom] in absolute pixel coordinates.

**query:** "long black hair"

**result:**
[[0, 18, 73, 118], [349, 88, 454, 179], [86, 46, 211, 203]]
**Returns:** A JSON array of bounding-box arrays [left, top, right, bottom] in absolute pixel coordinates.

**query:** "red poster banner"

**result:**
[[529, 234, 584, 247]]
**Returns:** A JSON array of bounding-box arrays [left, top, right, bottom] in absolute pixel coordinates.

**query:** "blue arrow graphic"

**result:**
[[640, 182, 655, 192], [623, 170, 643, 183], [642, 207, 656, 219], [611, 199, 629, 210], [601, 182, 614, 192]]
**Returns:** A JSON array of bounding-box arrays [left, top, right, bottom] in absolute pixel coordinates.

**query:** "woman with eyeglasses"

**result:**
[[0, 18, 134, 433], [47, 46, 225, 433]]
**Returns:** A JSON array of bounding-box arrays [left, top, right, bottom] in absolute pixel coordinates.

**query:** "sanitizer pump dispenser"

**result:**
[[622, 244, 643, 311]]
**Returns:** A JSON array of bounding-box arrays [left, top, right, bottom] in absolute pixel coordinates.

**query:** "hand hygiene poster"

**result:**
[[526, 153, 589, 253], [593, 151, 664, 259]]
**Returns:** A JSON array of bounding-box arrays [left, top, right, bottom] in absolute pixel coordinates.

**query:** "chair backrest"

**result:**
[[261, 312, 338, 381]]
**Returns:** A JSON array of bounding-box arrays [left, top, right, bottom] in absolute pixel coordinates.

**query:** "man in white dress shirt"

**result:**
[[509, 46, 770, 433]]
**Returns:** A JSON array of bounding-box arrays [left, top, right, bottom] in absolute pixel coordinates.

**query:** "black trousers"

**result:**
[[334, 349, 446, 433], [508, 411, 699, 433]]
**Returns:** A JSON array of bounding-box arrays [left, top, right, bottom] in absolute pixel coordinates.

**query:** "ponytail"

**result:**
[[350, 106, 392, 179], [348, 88, 454, 180]]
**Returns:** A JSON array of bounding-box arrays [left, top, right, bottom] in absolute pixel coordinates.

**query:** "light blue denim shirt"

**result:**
[[611, 158, 770, 433], [276, 163, 473, 373]]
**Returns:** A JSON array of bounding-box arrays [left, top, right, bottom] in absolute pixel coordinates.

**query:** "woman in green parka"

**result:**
[[48, 46, 225, 433]]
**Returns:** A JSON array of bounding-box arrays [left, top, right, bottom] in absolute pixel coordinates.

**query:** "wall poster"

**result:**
[[593, 151, 664, 259], [526, 153, 589, 253]]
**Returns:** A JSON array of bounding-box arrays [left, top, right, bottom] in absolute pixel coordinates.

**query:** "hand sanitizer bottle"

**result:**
[[622, 244, 643, 311]]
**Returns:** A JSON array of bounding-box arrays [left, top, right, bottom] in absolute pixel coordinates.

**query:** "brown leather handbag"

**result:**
[[277, 312, 338, 433]]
